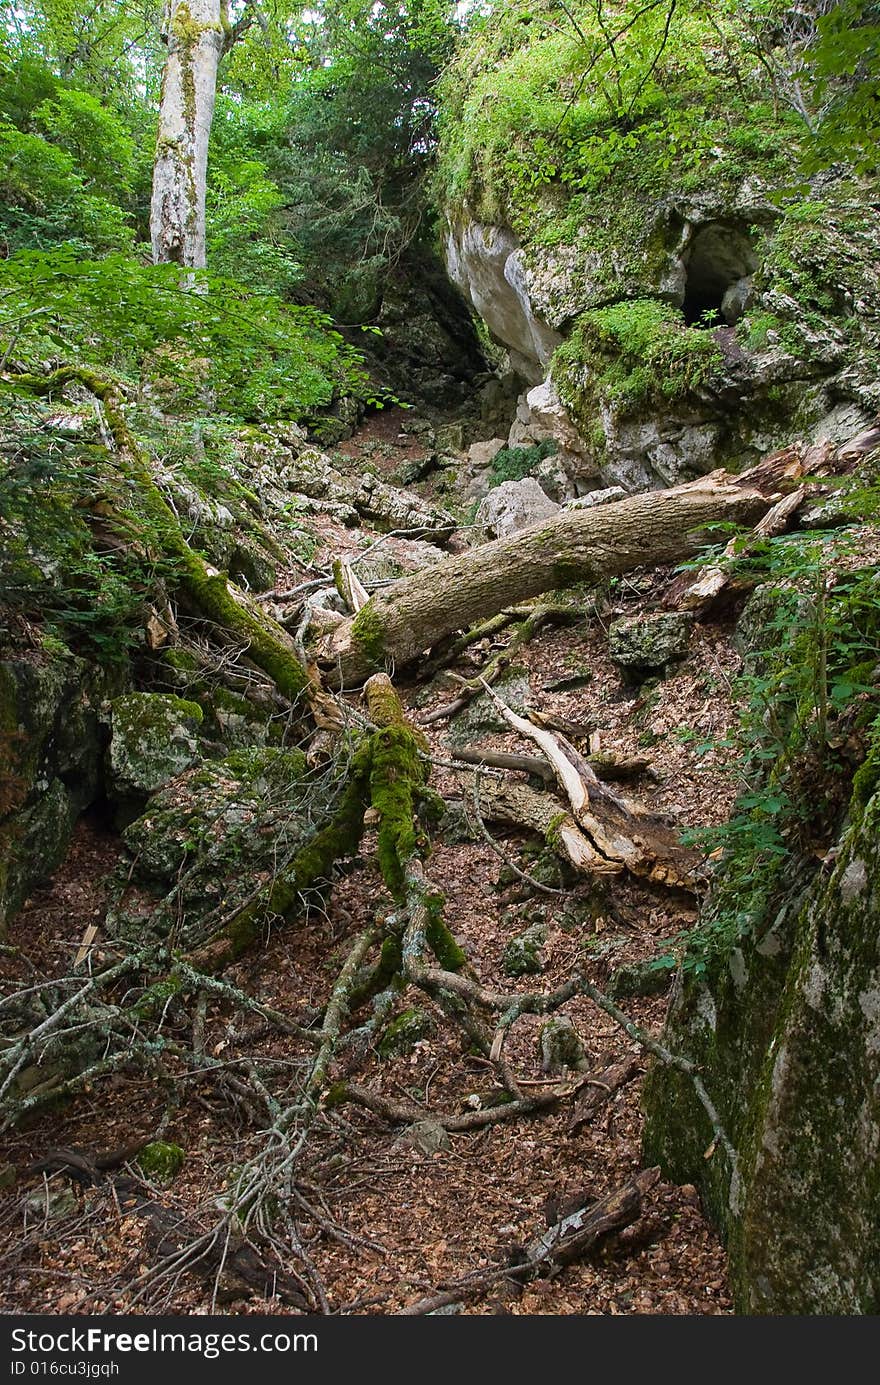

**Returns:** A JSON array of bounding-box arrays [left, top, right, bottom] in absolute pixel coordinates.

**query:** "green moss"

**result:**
[[553, 298, 723, 427], [134, 974, 183, 1020], [378, 1006, 434, 1057], [488, 440, 558, 489], [503, 924, 546, 977], [137, 1141, 185, 1183], [348, 933, 405, 1010], [113, 691, 203, 732], [370, 725, 426, 899], [544, 811, 569, 851], [349, 603, 387, 671], [324, 1081, 350, 1108], [424, 888, 466, 972], [850, 723, 880, 813]]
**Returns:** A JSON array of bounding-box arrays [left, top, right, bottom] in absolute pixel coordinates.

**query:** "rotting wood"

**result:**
[[568, 1054, 642, 1133], [399, 1167, 660, 1314], [449, 745, 655, 784], [470, 776, 617, 876], [477, 682, 698, 890]]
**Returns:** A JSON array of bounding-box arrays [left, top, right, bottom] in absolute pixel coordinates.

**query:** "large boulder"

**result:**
[[106, 693, 203, 823], [445, 222, 561, 384], [643, 756, 880, 1313], [446, 669, 531, 749], [509, 378, 600, 491], [608, 612, 693, 677], [0, 650, 106, 934], [474, 478, 560, 540], [109, 746, 323, 945]]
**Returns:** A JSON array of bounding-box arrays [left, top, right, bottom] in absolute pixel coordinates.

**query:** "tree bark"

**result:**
[[150, 0, 227, 268], [316, 455, 807, 686]]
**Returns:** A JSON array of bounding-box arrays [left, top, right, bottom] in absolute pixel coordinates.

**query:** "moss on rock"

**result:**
[[378, 1007, 434, 1057], [643, 761, 880, 1312], [106, 692, 203, 820], [137, 1141, 185, 1183]]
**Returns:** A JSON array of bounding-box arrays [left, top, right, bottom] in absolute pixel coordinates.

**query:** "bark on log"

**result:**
[[567, 1055, 642, 1133], [473, 777, 619, 876], [317, 456, 807, 685]]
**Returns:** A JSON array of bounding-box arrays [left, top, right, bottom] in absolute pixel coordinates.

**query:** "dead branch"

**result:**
[[479, 680, 698, 890], [568, 1054, 642, 1133], [399, 1167, 660, 1314]]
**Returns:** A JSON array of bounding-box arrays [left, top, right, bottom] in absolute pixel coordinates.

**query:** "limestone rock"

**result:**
[[396, 1120, 451, 1156], [538, 1016, 589, 1074], [112, 746, 317, 941], [523, 379, 590, 462], [643, 769, 880, 1313], [0, 651, 105, 933], [467, 437, 507, 470], [532, 452, 572, 503], [461, 437, 508, 501], [502, 923, 546, 977], [608, 959, 675, 1000], [445, 222, 560, 382], [609, 613, 693, 676], [106, 693, 203, 809], [447, 669, 530, 748], [228, 541, 276, 594], [474, 478, 560, 540], [379, 1007, 434, 1057]]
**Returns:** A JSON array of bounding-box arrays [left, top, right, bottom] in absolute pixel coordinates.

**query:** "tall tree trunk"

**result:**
[[316, 455, 808, 686], [150, 0, 227, 268]]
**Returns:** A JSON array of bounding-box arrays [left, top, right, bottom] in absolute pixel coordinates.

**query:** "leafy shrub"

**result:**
[[488, 439, 559, 488], [0, 249, 366, 423]]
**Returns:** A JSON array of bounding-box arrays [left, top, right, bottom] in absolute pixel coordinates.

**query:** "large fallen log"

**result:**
[[317, 451, 808, 685]]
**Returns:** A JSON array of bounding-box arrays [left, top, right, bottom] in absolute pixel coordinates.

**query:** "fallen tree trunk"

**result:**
[[3, 367, 313, 711], [317, 453, 807, 685]]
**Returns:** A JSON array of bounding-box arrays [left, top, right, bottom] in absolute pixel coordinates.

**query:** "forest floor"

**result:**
[[0, 409, 741, 1316]]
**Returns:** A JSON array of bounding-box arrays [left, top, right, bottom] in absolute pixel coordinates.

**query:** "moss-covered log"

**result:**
[[318, 452, 810, 685], [364, 674, 465, 971], [2, 367, 311, 709]]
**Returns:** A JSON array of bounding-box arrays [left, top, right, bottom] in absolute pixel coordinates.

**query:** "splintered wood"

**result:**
[[473, 681, 699, 890]]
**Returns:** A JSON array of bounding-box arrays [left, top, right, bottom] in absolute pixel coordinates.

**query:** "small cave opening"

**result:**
[[681, 223, 758, 328]]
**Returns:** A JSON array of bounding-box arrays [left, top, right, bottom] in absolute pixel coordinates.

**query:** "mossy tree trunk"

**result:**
[[317, 457, 807, 686], [151, 0, 227, 268]]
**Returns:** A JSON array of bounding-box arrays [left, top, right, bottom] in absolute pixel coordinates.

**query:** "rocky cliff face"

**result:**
[[444, 181, 880, 495], [642, 748, 880, 1314], [437, 8, 880, 497]]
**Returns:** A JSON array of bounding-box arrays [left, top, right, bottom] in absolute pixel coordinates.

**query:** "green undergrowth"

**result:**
[[488, 439, 559, 488], [0, 392, 176, 664], [554, 298, 723, 423], [670, 528, 880, 973], [436, 2, 800, 245]]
